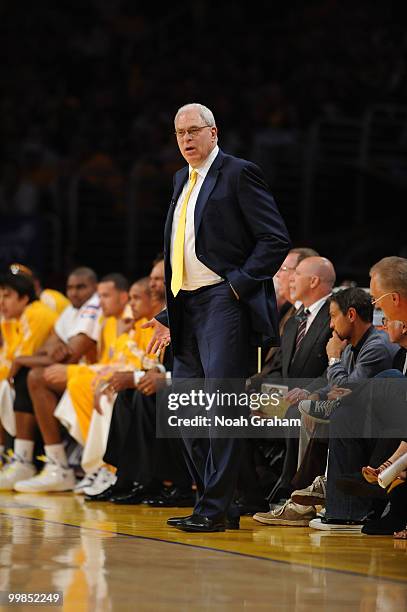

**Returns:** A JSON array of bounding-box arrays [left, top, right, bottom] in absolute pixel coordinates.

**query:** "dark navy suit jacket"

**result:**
[[156, 149, 291, 351]]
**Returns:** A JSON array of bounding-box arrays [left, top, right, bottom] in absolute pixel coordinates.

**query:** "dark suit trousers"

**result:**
[[173, 281, 254, 519], [104, 389, 134, 485], [326, 399, 400, 521], [104, 388, 191, 489]]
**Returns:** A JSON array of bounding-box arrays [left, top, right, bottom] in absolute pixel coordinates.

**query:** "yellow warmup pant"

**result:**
[[67, 368, 97, 441], [0, 365, 10, 381]]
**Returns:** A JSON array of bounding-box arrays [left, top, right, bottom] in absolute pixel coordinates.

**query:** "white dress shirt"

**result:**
[[304, 294, 331, 333], [170, 145, 223, 290]]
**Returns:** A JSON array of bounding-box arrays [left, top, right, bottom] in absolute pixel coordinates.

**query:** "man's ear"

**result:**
[[347, 307, 357, 322], [310, 275, 319, 289], [20, 295, 30, 309], [393, 292, 401, 306]]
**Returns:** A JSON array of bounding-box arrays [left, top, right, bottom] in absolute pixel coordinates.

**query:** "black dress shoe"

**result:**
[[84, 484, 118, 502], [362, 482, 407, 535], [167, 514, 193, 527], [175, 514, 226, 532], [144, 486, 195, 508], [234, 499, 269, 516], [111, 483, 156, 504], [362, 514, 407, 535], [167, 514, 240, 530], [225, 517, 240, 530]]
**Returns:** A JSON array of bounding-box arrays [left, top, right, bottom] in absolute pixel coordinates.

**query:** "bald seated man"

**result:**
[[281, 256, 336, 379]]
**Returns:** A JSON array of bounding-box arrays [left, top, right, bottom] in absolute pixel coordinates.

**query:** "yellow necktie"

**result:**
[[171, 170, 198, 296]]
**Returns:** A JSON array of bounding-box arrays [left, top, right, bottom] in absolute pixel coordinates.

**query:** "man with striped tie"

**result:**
[[143, 102, 291, 532], [264, 256, 335, 506]]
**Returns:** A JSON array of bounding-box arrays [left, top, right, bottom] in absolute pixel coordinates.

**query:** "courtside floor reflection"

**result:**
[[0, 492, 406, 611]]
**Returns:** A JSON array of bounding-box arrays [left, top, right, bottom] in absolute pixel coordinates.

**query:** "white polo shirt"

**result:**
[[54, 293, 101, 343]]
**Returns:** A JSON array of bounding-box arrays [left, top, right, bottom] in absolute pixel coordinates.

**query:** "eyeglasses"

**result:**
[[174, 125, 212, 139], [371, 291, 395, 305]]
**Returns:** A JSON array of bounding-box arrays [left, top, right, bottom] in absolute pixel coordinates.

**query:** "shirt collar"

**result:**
[[351, 325, 374, 356], [306, 293, 332, 316], [189, 145, 219, 180]]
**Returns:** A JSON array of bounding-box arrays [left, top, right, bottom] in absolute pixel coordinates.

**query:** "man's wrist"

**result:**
[[328, 357, 341, 366], [134, 371, 146, 385]]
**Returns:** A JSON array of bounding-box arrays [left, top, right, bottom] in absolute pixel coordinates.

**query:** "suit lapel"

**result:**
[[282, 316, 298, 375], [290, 301, 329, 372], [165, 149, 224, 249], [194, 150, 223, 236]]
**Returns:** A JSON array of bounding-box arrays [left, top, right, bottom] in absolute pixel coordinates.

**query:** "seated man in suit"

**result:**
[[238, 247, 320, 515], [250, 246, 320, 384], [261, 256, 336, 506]]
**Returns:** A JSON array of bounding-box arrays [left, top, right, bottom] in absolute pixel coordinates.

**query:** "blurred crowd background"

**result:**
[[0, 0, 406, 288]]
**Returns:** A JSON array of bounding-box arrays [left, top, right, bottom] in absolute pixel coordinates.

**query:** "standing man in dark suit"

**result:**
[[144, 103, 291, 532]]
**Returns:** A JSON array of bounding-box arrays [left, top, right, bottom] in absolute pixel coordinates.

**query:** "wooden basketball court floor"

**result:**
[[0, 492, 406, 611]]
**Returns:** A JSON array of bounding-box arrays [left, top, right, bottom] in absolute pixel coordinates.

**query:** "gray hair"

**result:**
[[290, 246, 320, 265], [174, 103, 216, 127], [370, 256, 407, 298]]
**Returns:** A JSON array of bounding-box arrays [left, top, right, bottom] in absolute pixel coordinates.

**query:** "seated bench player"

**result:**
[[0, 267, 101, 490]]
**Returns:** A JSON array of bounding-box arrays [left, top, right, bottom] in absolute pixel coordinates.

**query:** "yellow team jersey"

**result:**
[[66, 315, 119, 382], [40, 289, 71, 315], [98, 316, 120, 364], [0, 318, 20, 380], [65, 317, 157, 441], [111, 317, 157, 370], [14, 300, 58, 359]]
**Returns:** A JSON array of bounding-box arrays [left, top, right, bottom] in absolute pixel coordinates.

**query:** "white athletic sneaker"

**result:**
[[0, 459, 36, 490], [309, 517, 364, 532], [0, 449, 13, 471], [14, 459, 76, 493], [74, 472, 97, 495], [83, 466, 117, 496]]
